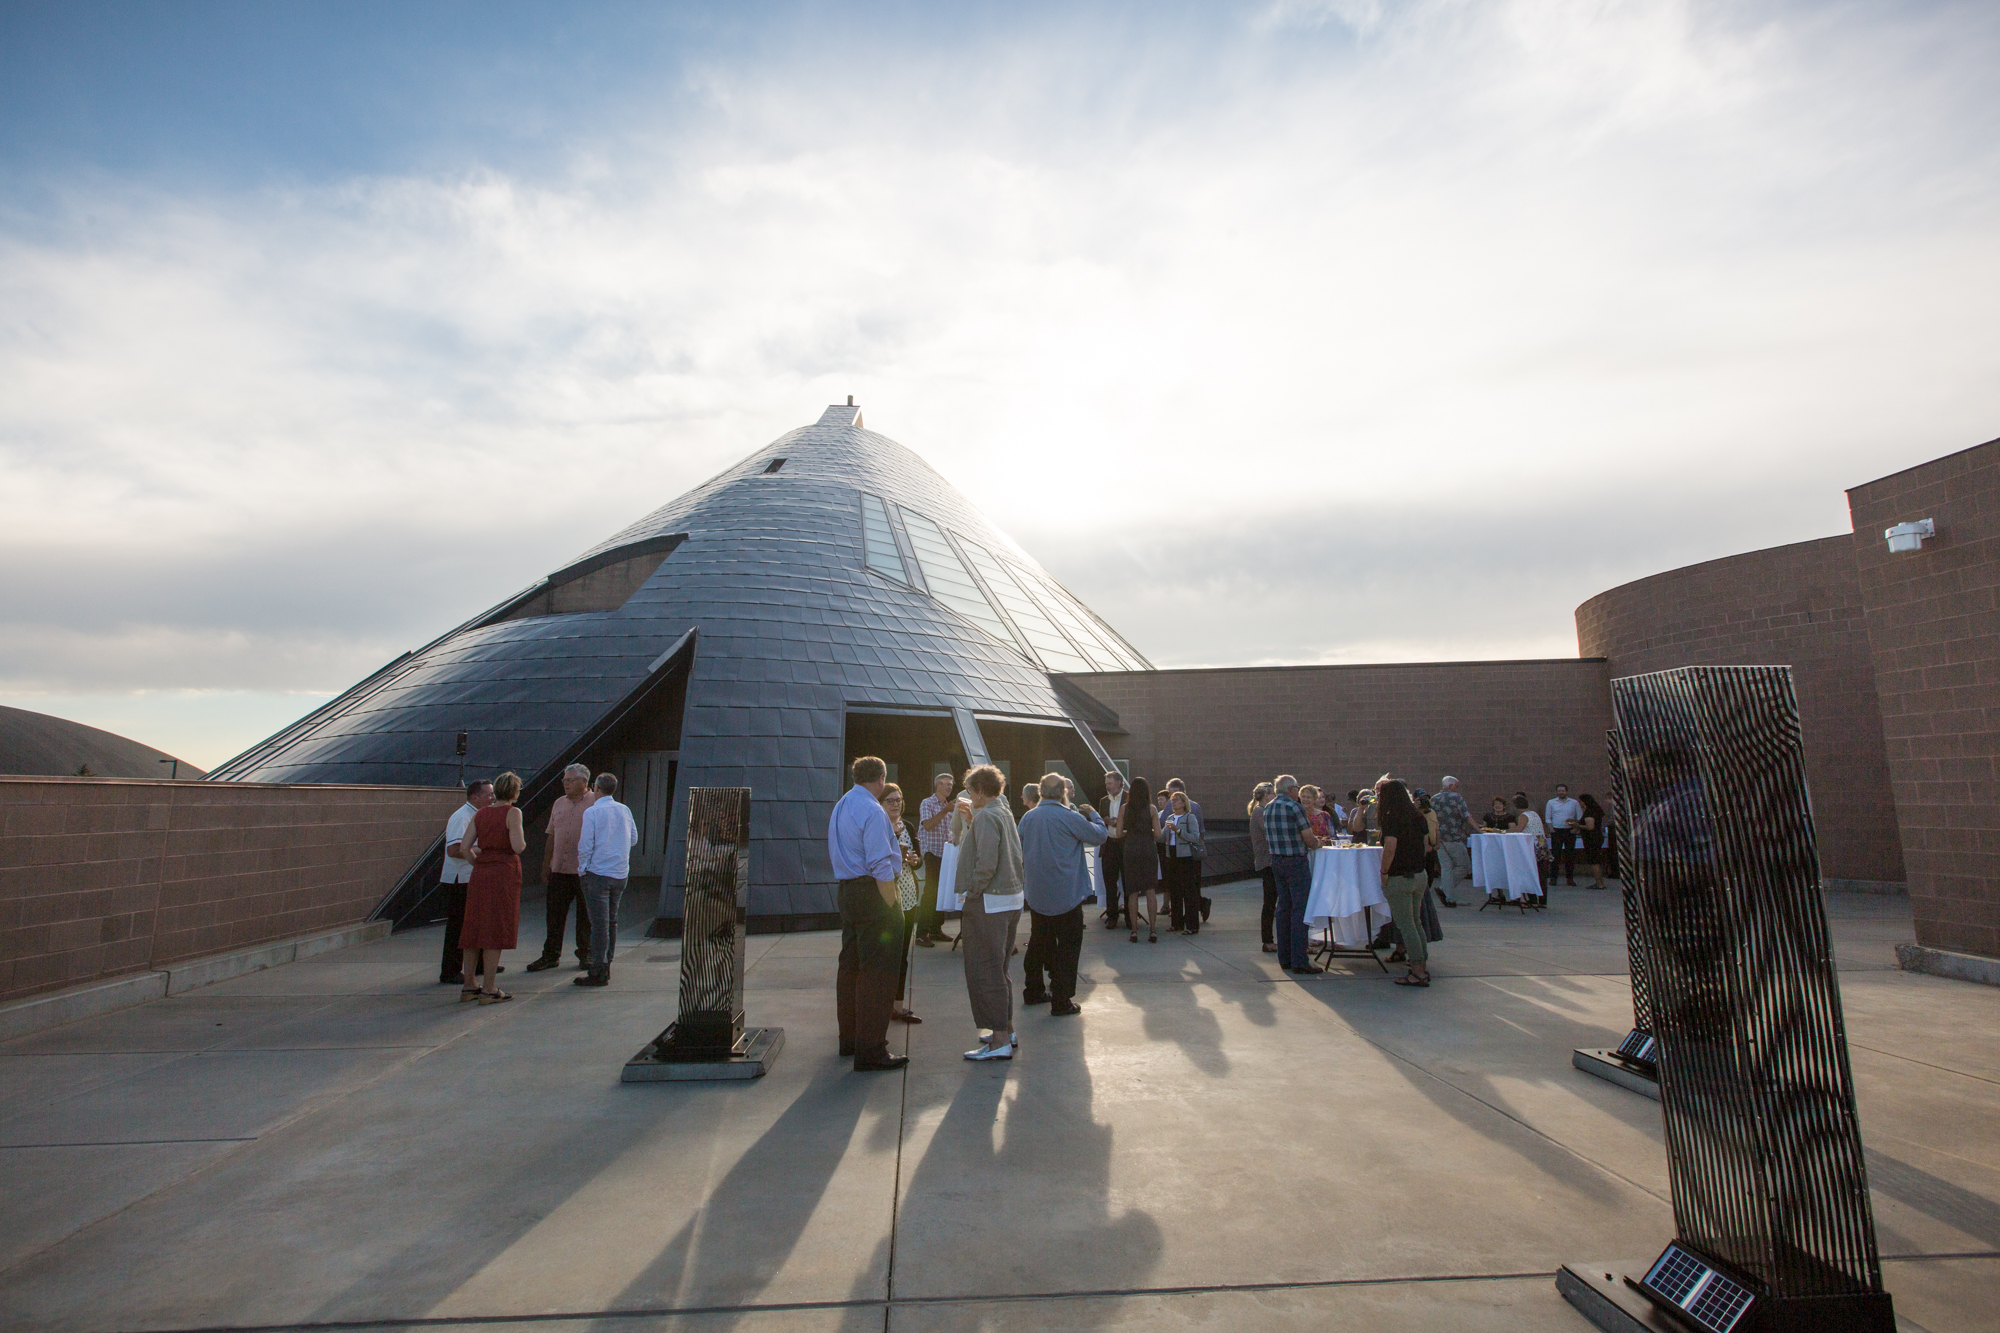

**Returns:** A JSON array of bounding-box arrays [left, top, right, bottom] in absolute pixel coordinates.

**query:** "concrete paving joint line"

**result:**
[[0, 919, 394, 1042], [86, 1270, 1564, 1333]]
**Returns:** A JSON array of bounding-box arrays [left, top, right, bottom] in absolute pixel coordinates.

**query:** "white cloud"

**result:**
[[1259, 0, 1386, 36], [2, 0, 1996, 760]]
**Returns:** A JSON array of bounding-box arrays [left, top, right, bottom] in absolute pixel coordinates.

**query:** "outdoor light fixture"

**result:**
[[1884, 518, 1934, 553]]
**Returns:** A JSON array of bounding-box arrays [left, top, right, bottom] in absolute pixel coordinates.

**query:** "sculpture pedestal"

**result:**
[[623, 1025, 784, 1081], [1557, 1263, 1683, 1333], [622, 786, 780, 1083], [1573, 1048, 1661, 1101]]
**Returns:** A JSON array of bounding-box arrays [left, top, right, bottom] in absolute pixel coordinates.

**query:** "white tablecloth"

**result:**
[[934, 842, 962, 912], [1469, 832, 1540, 901], [1305, 846, 1388, 947]]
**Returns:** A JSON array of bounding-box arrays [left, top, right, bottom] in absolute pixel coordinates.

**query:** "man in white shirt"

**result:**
[[439, 779, 494, 985], [1545, 784, 1584, 888], [573, 772, 639, 988]]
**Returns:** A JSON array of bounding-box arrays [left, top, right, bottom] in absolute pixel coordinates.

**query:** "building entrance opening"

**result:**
[[842, 712, 968, 802], [977, 718, 1109, 806], [612, 752, 678, 881]]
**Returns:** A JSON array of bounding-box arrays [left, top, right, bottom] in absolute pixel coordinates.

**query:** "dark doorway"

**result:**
[[569, 663, 688, 908], [977, 718, 1109, 806], [842, 712, 969, 808]]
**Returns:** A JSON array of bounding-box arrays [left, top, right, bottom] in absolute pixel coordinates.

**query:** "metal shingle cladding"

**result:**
[[208, 404, 1150, 916]]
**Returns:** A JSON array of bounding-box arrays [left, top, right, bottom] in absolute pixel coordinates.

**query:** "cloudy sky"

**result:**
[[3, 0, 1996, 768]]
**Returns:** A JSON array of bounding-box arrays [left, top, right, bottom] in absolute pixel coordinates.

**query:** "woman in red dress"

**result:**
[[460, 770, 526, 1003]]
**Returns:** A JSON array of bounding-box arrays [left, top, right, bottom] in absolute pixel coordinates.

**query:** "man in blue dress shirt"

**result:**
[[1018, 773, 1110, 1016], [828, 756, 910, 1072]]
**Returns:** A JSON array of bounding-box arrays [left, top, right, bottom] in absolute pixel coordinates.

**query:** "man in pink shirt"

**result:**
[[527, 763, 597, 972]]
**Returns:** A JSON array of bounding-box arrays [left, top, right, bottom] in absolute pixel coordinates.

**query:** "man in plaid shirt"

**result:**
[[1262, 774, 1323, 973], [914, 773, 956, 946], [1431, 776, 1476, 907]]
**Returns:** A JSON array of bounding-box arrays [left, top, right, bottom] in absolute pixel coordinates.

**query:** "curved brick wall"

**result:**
[[1848, 436, 2000, 958], [1576, 534, 1904, 886]]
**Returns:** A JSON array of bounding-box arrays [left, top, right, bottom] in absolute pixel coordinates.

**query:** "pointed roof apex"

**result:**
[[817, 399, 863, 428]]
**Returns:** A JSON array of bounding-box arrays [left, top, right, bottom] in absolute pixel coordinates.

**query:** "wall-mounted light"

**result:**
[[1884, 518, 1935, 553]]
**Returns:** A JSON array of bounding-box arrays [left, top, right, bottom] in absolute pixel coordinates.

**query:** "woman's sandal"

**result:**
[[478, 990, 514, 1004], [1393, 974, 1430, 988], [1149, 932, 1158, 943], [1129, 930, 1138, 942], [459, 987, 481, 1003]]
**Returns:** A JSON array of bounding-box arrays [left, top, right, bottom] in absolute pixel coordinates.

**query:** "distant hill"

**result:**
[[0, 705, 207, 780]]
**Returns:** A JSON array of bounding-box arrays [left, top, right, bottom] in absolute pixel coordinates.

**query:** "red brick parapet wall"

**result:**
[[1575, 533, 1905, 887], [1061, 659, 1613, 823], [1848, 437, 2000, 959], [0, 778, 463, 1004]]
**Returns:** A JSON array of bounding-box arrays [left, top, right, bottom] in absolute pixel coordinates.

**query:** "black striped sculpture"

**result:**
[[624, 787, 782, 1079], [1571, 735, 1663, 1097], [1583, 665, 1893, 1333]]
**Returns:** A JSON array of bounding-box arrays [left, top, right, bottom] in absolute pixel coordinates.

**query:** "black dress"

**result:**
[[1122, 810, 1159, 903]]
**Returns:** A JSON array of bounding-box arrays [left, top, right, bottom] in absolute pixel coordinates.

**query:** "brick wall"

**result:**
[[1575, 534, 1905, 886], [1848, 437, 2000, 959], [0, 778, 463, 1003], [1059, 659, 1613, 825]]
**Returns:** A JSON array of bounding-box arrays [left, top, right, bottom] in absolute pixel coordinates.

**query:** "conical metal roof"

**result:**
[[210, 404, 1148, 916]]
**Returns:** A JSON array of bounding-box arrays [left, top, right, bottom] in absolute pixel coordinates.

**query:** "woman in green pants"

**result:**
[[1375, 778, 1433, 988]]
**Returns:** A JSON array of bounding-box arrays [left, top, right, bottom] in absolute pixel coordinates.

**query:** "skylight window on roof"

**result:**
[[899, 508, 1026, 654], [957, 540, 1093, 672], [1016, 572, 1125, 671], [860, 493, 911, 583], [1038, 576, 1149, 670]]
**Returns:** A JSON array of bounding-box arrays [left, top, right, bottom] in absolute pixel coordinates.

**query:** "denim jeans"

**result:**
[[581, 871, 627, 973], [1271, 854, 1312, 969]]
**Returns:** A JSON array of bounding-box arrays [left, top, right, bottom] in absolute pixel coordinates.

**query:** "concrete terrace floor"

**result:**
[[0, 885, 1995, 1333]]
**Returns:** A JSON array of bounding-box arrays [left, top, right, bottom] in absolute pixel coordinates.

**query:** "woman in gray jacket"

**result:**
[[1163, 791, 1205, 935], [953, 763, 1025, 1062]]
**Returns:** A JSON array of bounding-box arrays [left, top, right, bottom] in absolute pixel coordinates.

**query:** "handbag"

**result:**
[[1420, 884, 1443, 943]]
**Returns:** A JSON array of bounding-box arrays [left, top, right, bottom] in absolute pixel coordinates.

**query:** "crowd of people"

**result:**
[[829, 757, 1112, 1069], [435, 765, 639, 1002], [430, 754, 1607, 1060], [829, 757, 1614, 1071]]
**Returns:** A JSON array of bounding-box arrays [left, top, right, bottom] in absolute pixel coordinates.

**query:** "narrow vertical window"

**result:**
[[860, 493, 910, 583]]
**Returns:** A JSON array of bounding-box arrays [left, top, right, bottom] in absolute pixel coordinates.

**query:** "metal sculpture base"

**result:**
[[1573, 1049, 1661, 1101], [1558, 1262, 1683, 1333], [1561, 1256, 1896, 1333], [622, 1024, 784, 1081]]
